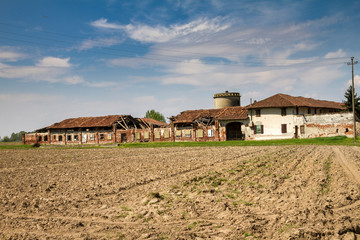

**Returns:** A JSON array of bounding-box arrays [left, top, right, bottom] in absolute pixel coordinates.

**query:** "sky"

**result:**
[[0, 0, 359, 138]]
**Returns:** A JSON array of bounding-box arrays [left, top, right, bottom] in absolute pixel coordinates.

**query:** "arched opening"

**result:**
[[226, 122, 243, 140]]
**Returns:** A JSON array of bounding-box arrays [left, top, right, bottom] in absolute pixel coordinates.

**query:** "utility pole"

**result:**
[[347, 57, 358, 141]]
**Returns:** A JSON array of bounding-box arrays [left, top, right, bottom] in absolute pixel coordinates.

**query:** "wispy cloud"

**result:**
[[91, 17, 231, 43], [78, 37, 124, 50], [37, 57, 71, 67], [63, 75, 85, 85], [0, 48, 26, 62], [0, 56, 72, 82], [85, 81, 117, 87]]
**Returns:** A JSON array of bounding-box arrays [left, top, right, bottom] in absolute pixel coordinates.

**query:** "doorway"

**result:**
[[226, 122, 243, 140]]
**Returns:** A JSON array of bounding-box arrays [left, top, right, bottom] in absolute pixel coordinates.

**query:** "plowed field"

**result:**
[[1, 146, 360, 239]]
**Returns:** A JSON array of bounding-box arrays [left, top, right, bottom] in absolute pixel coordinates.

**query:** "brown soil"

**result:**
[[0, 146, 359, 239]]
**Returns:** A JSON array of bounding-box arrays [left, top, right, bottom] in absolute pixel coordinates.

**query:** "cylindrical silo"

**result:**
[[213, 91, 241, 109]]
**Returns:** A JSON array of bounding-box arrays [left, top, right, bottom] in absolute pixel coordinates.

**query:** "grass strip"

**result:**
[[118, 136, 359, 148], [1, 136, 359, 149]]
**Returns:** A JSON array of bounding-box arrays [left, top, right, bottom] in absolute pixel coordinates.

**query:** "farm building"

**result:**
[[23, 91, 359, 145], [23, 115, 169, 145], [245, 93, 358, 140], [170, 106, 249, 142]]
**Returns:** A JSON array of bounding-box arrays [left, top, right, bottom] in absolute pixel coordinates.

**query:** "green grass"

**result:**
[[1, 136, 359, 149], [0, 144, 33, 149], [118, 136, 360, 148]]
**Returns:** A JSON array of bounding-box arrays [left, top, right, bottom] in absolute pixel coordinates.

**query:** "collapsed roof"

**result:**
[[44, 115, 167, 131], [171, 106, 248, 124]]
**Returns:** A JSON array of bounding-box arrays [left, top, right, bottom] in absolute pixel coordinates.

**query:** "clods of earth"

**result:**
[[0, 146, 360, 239]]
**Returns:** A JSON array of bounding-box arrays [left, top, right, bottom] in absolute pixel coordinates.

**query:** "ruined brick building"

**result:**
[[24, 91, 359, 145]]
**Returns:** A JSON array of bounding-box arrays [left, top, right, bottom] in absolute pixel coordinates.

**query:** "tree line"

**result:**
[[0, 131, 27, 142]]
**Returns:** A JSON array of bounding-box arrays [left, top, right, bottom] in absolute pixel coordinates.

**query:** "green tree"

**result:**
[[145, 109, 166, 122], [343, 85, 360, 116], [1, 131, 27, 142], [2, 136, 10, 142]]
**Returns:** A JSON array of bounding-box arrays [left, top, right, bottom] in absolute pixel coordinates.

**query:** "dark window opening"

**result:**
[[38, 136, 42, 141], [67, 135, 72, 141], [281, 107, 287, 116], [100, 134, 105, 140], [44, 135, 48, 141], [74, 135, 79, 141], [53, 135, 57, 140], [121, 133, 127, 143], [281, 124, 287, 133], [308, 108, 311, 114], [255, 109, 261, 117], [300, 125, 305, 134], [59, 135, 63, 141], [345, 128, 349, 133]]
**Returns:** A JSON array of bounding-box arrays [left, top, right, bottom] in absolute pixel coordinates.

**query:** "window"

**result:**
[[255, 125, 264, 134], [175, 130, 182, 138], [207, 129, 214, 137], [255, 109, 261, 117], [281, 108, 287, 116], [135, 132, 141, 140], [308, 108, 311, 114], [185, 129, 191, 138], [90, 134, 95, 141], [155, 131, 161, 139], [44, 135, 48, 141], [38, 136, 42, 141], [107, 133, 112, 140], [281, 124, 287, 133], [144, 132, 150, 139], [300, 125, 305, 134], [197, 129, 204, 138], [67, 135, 72, 141], [58, 135, 63, 141], [100, 134, 105, 140], [164, 130, 170, 139], [53, 135, 57, 141], [74, 135, 79, 141]]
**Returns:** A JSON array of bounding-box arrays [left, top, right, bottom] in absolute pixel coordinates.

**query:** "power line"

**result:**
[[0, 21, 351, 68]]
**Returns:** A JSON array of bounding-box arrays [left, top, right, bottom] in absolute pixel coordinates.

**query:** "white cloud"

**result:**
[[91, 18, 125, 30], [63, 75, 85, 85], [347, 75, 360, 87], [0, 50, 26, 61], [324, 49, 347, 59], [79, 37, 124, 50], [246, 38, 271, 45], [37, 57, 71, 67], [0, 65, 63, 82], [91, 17, 231, 43], [85, 81, 117, 87]]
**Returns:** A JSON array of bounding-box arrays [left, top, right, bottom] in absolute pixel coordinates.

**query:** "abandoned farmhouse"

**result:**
[[24, 92, 358, 145]]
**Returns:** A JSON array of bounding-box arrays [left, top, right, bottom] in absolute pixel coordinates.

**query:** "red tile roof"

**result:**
[[172, 106, 248, 124], [47, 115, 126, 129], [246, 93, 345, 110], [140, 118, 168, 127]]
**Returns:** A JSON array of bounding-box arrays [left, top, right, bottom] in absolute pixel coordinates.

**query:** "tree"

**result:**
[[1, 131, 27, 142], [343, 85, 360, 116], [2, 136, 10, 142], [145, 109, 166, 122]]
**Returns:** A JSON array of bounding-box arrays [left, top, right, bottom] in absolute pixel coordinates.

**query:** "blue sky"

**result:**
[[0, 0, 359, 138]]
